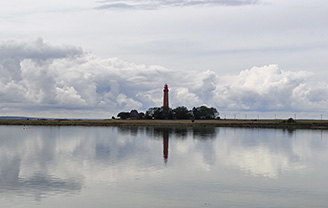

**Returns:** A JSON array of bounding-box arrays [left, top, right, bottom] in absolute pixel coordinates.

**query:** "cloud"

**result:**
[[95, 0, 261, 10], [0, 39, 172, 118], [171, 65, 328, 115], [1, 39, 328, 118], [214, 65, 328, 112]]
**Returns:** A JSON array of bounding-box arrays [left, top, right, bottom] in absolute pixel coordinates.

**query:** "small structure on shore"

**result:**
[[286, 118, 296, 123], [130, 110, 139, 119]]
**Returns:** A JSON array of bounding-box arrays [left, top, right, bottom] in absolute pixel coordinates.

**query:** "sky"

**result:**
[[0, 0, 328, 119]]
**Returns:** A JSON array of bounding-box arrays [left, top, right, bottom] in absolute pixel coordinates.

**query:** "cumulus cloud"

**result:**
[[1, 39, 328, 118], [172, 65, 328, 115], [214, 65, 328, 112], [95, 0, 261, 10], [0, 39, 172, 118]]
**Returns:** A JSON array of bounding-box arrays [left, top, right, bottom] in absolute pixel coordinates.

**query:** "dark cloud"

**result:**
[[95, 0, 261, 10], [96, 3, 143, 10], [0, 38, 82, 61]]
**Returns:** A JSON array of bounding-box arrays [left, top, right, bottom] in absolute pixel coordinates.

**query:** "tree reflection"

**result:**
[[117, 126, 217, 164], [117, 126, 140, 136], [142, 127, 217, 164], [192, 127, 217, 140], [282, 128, 296, 138], [116, 126, 217, 140]]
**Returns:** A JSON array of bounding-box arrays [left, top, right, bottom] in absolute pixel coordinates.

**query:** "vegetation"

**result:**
[[117, 105, 219, 120], [145, 107, 170, 119], [117, 110, 145, 120], [191, 106, 218, 119], [173, 106, 192, 119]]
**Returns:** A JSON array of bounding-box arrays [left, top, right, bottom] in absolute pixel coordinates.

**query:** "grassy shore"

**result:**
[[1, 119, 328, 129]]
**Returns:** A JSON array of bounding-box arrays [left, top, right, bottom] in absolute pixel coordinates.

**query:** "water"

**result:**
[[0, 126, 327, 208]]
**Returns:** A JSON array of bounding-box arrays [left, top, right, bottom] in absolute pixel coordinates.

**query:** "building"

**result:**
[[163, 84, 169, 119]]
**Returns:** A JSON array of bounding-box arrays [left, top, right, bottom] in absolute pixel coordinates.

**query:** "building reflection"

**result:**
[[159, 127, 216, 164], [145, 128, 172, 164], [163, 129, 169, 164], [117, 126, 217, 164]]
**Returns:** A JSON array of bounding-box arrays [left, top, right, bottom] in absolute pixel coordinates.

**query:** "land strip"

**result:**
[[1, 119, 328, 129]]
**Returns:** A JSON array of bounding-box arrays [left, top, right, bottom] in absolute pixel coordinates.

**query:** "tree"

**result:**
[[146, 107, 172, 119], [117, 112, 130, 119], [192, 106, 218, 119], [172, 106, 192, 119], [138, 112, 145, 119], [146, 107, 159, 119]]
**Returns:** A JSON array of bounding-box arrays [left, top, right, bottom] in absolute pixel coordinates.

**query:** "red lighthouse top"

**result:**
[[164, 84, 169, 92]]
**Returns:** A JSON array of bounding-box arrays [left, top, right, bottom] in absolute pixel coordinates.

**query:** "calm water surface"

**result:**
[[0, 126, 327, 208]]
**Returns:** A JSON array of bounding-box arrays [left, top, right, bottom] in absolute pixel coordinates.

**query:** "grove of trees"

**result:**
[[116, 106, 219, 120]]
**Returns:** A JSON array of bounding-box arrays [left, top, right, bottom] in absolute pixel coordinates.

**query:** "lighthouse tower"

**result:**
[[163, 84, 169, 119]]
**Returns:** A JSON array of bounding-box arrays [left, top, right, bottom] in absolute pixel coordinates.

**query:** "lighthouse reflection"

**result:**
[[146, 128, 172, 164], [117, 127, 216, 164], [157, 128, 216, 164], [163, 129, 169, 163]]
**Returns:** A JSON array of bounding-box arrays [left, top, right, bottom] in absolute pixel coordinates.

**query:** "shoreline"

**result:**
[[1, 119, 328, 129]]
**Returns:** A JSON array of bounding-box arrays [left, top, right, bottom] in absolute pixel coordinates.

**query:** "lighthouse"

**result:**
[[163, 84, 169, 119]]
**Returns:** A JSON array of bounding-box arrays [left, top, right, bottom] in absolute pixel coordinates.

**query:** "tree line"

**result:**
[[116, 106, 219, 120]]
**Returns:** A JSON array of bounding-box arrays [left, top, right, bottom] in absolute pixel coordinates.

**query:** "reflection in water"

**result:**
[[0, 126, 328, 208], [117, 126, 217, 140], [0, 127, 83, 202], [117, 126, 217, 164], [163, 129, 169, 164]]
